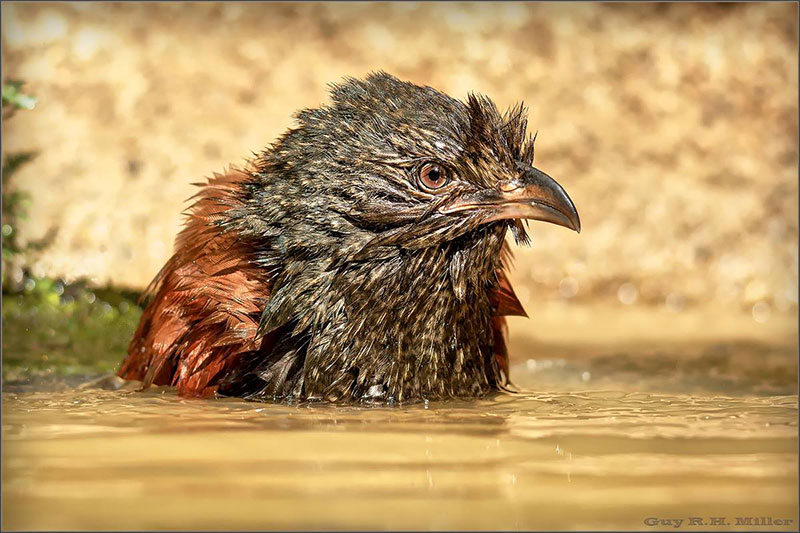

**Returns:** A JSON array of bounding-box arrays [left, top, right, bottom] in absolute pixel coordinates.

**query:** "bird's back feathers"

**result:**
[[118, 166, 273, 396]]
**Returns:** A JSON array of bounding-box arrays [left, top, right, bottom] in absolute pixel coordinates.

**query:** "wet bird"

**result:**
[[117, 72, 580, 402]]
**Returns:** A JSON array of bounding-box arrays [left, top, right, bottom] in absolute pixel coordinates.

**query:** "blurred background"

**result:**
[[2, 2, 797, 394]]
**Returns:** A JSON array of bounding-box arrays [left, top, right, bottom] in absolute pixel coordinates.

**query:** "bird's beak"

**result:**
[[440, 166, 581, 233]]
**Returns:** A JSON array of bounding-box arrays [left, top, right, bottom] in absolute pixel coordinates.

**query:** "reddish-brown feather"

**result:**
[[492, 315, 511, 381], [118, 165, 272, 397]]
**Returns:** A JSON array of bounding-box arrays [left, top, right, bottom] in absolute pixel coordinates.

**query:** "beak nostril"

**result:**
[[498, 180, 522, 193]]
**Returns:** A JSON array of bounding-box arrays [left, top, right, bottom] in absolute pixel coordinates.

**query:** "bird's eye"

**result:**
[[418, 163, 449, 191]]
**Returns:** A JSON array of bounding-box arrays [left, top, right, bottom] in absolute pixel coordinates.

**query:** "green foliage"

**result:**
[[2, 80, 55, 290], [2, 151, 39, 261], [2, 80, 36, 116], [2, 279, 142, 382]]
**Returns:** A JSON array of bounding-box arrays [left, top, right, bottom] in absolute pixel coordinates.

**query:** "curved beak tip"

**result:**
[[524, 167, 581, 235], [439, 166, 583, 235], [567, 205, 581, 234]]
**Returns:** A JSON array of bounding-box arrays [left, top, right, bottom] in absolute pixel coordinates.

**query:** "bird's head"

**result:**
[[222, 73, 582, 399], [244, 71, 579, 268]]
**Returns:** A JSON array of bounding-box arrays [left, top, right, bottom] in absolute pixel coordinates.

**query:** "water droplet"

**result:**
[[617, 283, 638, 305], [581, 371, 591, 382], [751, 301, 771, 323], [665, 292, 685, 313], [559, 277, 579, 299]]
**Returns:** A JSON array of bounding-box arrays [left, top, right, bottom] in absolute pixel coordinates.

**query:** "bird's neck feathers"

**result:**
[[219, 173, 511, 402]]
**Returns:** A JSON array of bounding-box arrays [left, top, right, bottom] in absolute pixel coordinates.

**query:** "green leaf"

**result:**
[[2, 151, 37, 182], [2, 81, 36, 110]]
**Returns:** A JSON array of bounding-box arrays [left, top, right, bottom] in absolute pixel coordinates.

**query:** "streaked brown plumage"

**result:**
[[118, 72, 580, 402]]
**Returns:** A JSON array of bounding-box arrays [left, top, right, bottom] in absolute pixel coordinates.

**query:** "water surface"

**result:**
[[3, 376, 797, 531]]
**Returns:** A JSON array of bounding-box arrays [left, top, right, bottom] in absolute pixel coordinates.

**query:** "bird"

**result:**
[[117, 72, 580, 403]]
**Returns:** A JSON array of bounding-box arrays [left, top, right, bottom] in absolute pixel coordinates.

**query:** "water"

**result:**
[[3, 375, 797, 531]]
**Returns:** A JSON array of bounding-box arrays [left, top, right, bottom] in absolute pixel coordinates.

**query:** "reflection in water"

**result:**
[[3, 385, 797, 531]]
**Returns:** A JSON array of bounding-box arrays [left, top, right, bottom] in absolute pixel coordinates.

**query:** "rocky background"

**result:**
[[2, 2, 797, 349]]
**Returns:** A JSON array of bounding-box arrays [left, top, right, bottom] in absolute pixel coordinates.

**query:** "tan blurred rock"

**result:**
[[1, 2, 797, 344]]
